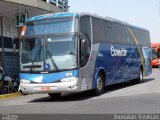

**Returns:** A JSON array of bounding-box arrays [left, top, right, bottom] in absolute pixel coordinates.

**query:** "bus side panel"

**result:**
[[79, 43, 152, 91], [93, 43, 142, 88]]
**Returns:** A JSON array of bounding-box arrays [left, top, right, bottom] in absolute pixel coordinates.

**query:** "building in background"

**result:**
[[0, 0, 69, 77], [44, 0, 69, 11]]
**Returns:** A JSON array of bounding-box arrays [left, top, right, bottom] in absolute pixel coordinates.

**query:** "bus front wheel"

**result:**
[[93, 73, 105, 96], [48, 93, 61, 99]]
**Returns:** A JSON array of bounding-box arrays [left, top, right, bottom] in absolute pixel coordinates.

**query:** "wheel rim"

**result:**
[[140, 70, 143, 81], [96, 77, 103, 91]]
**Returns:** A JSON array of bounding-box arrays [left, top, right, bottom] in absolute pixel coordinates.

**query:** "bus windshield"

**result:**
[[20, 34, 77, 72], [20, 17, 78, 72]]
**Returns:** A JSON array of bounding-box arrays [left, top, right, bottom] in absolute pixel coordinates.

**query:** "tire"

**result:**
[[135, 68, 143, 83], [93, 73, 105, 96], [19, 90, 28, 95], [48, 93, 61, 99]]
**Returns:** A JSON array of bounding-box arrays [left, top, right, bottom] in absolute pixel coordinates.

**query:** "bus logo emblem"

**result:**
[[110, 46, 127, 57]]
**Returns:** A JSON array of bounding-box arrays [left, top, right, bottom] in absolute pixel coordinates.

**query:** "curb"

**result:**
[[0, 92, 22, 99]]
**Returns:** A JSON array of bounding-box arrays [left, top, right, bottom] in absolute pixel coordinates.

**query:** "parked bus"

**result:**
[[19, 12, 152, 97], [151, 43, 160, 67]]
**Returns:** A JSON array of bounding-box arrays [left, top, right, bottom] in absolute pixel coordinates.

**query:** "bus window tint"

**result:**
[[130, 27, 139, 45], [125, 27, 134, 45], [145, 31, 151, 46], [80, 16, 91, 42], [114, 23, 125, 44], [105, 21, 116, 43], [80, 34, 91, 67], [130, 27, 150, 46], [92, 18, 105, 43], [80, 16, 91, 67], [26, 18, 76, 36], [139, 30, 145, 46]]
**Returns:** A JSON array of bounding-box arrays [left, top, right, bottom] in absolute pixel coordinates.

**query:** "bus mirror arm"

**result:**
[[79, 33, 83, 39], [79, 33, 86, 44]]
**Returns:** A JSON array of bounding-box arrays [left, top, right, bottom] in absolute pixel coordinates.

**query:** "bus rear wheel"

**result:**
[[48, 93, 61, 99], [93, 73, 105, 96], [135, 68, 143, 83]]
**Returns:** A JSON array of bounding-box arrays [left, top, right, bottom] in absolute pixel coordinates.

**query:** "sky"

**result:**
[[69, 0, 160, 43]]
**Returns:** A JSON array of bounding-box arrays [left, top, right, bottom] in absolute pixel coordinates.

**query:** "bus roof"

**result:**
[[26, 12, 78, 22], [26, 12, 149, 31], [79, 12, 149, 31]]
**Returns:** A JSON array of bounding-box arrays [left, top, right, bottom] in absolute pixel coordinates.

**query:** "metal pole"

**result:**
[[0, 17, 5, 71]]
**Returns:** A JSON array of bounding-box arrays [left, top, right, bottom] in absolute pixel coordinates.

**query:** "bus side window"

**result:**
[[105, 21, 116, 43], [80, 34, 91, 67], [92, 17, 105, 43], [80, 16, 91, 67]]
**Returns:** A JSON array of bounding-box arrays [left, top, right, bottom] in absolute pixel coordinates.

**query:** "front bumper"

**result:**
[[20, 79, 80, 94]]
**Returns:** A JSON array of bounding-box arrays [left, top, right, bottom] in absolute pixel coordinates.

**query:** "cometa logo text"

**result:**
[[110, 46, 127, 57]]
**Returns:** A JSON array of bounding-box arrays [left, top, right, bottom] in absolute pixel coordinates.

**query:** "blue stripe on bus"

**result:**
[[27, 13, 78, 22], [20, 70, 79, 83]]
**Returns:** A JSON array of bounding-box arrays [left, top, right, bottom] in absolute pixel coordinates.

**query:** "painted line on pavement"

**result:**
[[0, 92, 22, 100]]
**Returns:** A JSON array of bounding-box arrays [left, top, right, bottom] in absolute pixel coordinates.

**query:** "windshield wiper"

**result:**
[[46, 49, 59, 72]]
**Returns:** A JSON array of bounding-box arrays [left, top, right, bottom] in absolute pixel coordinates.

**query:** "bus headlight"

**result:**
[[20, 79, 31, 84], [60, 77, 78, 82]]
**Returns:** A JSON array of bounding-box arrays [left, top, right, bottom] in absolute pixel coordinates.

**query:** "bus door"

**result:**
[[142, 47, 152, 76]]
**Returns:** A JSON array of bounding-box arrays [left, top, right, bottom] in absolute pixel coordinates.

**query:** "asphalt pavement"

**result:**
[[0, 68, 160, 120]]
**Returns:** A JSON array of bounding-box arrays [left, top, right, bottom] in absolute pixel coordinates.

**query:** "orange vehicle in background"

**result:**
[[151, 43, 160, 67]]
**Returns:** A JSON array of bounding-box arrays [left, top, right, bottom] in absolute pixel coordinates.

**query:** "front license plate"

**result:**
[[41, 86, 51, 92]]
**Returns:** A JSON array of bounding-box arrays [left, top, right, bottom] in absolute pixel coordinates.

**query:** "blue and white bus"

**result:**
[[19, 12, 152, 97]]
